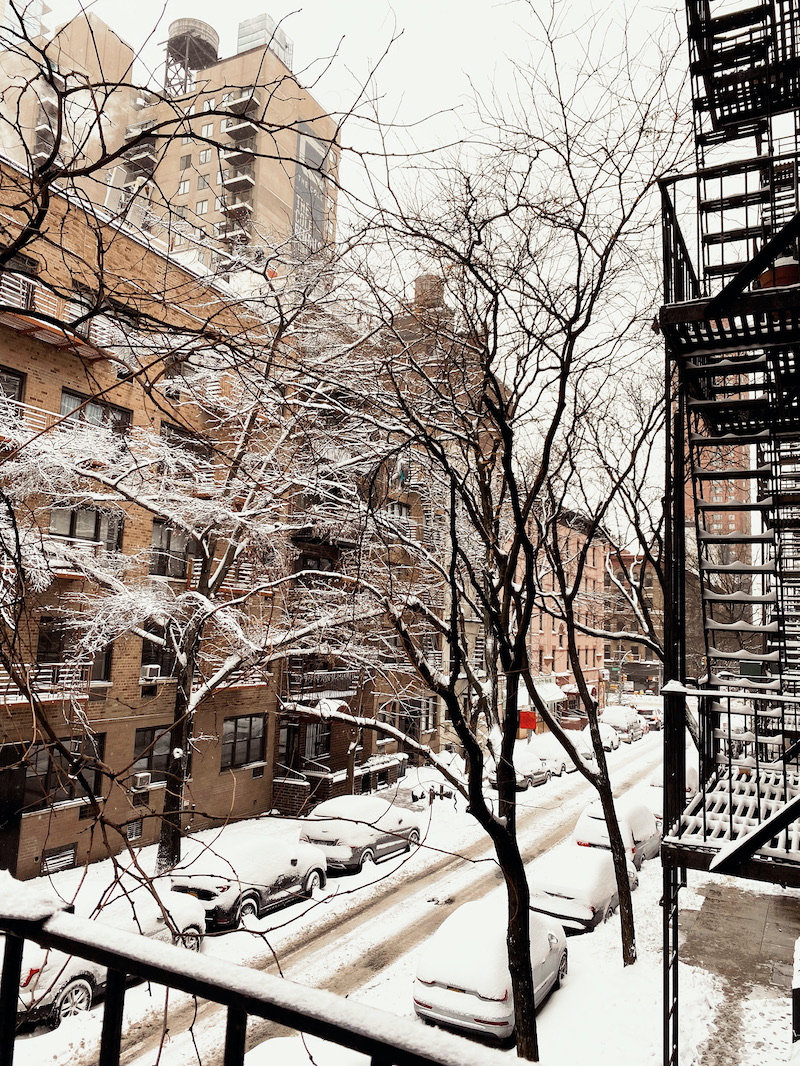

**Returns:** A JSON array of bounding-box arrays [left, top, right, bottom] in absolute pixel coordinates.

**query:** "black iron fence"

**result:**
[[0, 880, 507, 1066]]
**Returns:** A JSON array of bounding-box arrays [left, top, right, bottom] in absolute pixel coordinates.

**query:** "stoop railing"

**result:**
[[0, 881, 506, 1066]]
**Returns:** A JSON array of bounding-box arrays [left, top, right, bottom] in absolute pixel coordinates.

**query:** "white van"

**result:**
[[601, 706, 644, 743]]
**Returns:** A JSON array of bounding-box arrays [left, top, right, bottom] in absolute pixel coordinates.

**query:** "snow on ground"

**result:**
[[9, 733, 796, 1066]]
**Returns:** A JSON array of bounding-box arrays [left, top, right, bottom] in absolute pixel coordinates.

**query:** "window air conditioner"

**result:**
[[132, 771, 152, 790], [140, 664, 160, 681]]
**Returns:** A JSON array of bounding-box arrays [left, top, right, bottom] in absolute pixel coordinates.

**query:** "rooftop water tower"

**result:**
[[164, 18, 219, 96]]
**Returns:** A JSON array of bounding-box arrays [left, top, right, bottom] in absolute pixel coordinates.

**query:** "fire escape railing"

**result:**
[[0, 885, 507, 1066]]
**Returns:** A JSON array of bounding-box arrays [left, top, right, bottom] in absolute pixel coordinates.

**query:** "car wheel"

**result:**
[[178, 925, 203, 952], [237, 896, 260, 925], [358, 848, 376, 871], [406, 828, 421, 851], [555, 950, 568, 988], [303, 868, 324, 897], [49, 977, 93, 1028]]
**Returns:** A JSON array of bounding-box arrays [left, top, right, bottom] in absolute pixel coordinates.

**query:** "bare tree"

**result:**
[[292, 6, 691, 1059]]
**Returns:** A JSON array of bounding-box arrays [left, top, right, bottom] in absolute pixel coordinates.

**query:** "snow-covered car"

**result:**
[[412, 898, 567, 1041], [300, 795, 421, 872], [582, 722, 620, 752], [488, 759, 552, 789], [637, 706, 663, 731], [601, 706, 644, 743], [169, 822, 327, 930], [528, 844, 637, 932], [572, 798, 661, 870], [16, 880, 205, 1028]]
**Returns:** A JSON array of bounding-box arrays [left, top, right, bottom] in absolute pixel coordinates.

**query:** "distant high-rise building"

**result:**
[[0, 9, 338, 272]]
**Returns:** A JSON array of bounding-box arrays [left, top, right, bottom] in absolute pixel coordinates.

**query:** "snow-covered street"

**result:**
[[14, 733, 795, 1066]]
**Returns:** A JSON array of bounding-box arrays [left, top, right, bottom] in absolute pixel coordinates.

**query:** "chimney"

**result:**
[[414, 274, 444, 309]]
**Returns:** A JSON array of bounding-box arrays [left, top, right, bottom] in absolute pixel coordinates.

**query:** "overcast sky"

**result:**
[[45, 0, 534, 144]]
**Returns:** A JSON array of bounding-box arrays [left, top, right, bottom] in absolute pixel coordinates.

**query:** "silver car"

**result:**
[[413, 898, 567, 1042], [170, 823, 327, 930], [16, 880, 205, 1028], [300, 795, 421, 871]]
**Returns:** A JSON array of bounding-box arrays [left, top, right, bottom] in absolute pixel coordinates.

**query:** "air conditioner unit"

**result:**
[[132, 771, 151, 790], [140, 664, 160, 681]]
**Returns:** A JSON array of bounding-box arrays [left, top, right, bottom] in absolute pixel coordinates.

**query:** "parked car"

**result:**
[[582, 722, 620, 752], [528, 843, 637, 932], [488, 760, 552, 789], [300, 795, 421, 872], [601, 706, 644, 743], [413, 898, 567, 1041], [170, 822, 328, 930], [637, 705, 663, 731], [572, 797, 661, 870], [16, 880, 205, 1028], [538, 753, 569, 776]]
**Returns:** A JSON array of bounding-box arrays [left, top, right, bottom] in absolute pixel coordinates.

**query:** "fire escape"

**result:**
[[660, 1, 800, 1062]]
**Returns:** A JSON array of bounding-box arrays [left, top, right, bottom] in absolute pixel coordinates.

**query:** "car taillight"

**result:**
[[474, 1016, 510, 1026], [477, 988, 509, 1002], [20, 967, 40, 988], [414, 996, 432, 1009], [589, 905, 596, 915], [417, 977, 435, 986], [576, 840, 590, 848]]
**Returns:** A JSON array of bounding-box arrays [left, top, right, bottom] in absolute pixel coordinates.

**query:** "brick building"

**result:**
[[0, 161, 420, 879]]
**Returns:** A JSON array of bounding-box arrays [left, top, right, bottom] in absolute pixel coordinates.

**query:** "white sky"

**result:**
[[44, 0, 535, 146]]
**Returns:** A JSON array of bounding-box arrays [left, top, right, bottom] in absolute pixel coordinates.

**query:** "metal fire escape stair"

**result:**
[[662, 4, 800, 1061]]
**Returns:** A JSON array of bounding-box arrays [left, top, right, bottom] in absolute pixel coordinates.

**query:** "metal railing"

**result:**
[[0, 662, 91, 704], [0, 882, 506, 1066]]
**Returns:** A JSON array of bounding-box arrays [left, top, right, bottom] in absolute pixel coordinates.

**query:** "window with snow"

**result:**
[[221, 714, 265, 770]]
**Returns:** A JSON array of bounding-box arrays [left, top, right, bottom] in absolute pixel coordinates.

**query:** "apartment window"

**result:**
[[201, 123, 213, 138], [61, 390, 131, 433], [41, 844, 77, 874], [177, 179, 189, 196], [196, 199, 208, 216], [181, 135, 191, 145], [49, 506, 122, 550], [295, 549, 336, 580], [221, 714, 265, 770], [149, 519, 192, 578], [197, 174, 210, 190], [91, 643, 113, 683], [140, 622, 177, 678], [203, 97, 216, 111], [303, 720, 331, 764], [127, 818, 143, 841], [36, 615, 69, 664], [180, 154, 191, 170], [133, 726, 171, 781], [24, 733, 105, 811], [0, 366, 24, 403], [199, 148, 211, 165]]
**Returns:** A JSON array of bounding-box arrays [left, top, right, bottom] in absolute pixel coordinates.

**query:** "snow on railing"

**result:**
[[0, 878, 507, 1066], [0, 662, 90, 704]]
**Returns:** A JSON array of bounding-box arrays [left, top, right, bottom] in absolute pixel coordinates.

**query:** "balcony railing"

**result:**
[[0, 662, 91, 704], [288, 668, 361, 697], [0, 879, 506, 1066], [0, 272, 128, 356]]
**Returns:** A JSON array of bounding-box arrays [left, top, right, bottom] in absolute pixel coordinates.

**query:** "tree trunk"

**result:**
[[156, 632, 198, 874]]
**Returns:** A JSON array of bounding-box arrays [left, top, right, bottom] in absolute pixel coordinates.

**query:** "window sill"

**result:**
[[22, 795, 103, 817], [223, 760, 266, 773]]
